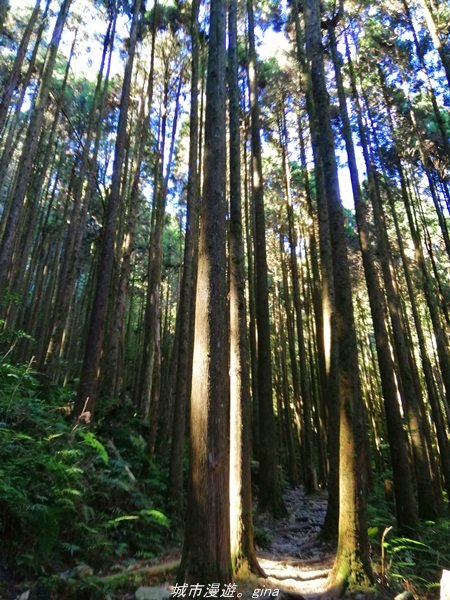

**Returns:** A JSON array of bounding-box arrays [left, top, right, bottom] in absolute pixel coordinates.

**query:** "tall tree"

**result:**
[[74, 0, 141, 421], [303, 0, 373, 589], [247, 0, 286, 518], [168, 0, 201, 514], [178, 0, 231, 582], [0, 0, 72, 297], [330, 23, 418, 532], [228, 0, 263, 577]]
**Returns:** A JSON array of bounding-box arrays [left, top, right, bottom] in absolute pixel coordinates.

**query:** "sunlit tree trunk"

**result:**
[[291, 0, 339, 537], [416, 0, 450, 88], [178, 0, 231, 582], [228, 0, 264, 575], [247, 0, 286, 518], [168, 0, 200, 514], [303, 0, 372, 589]]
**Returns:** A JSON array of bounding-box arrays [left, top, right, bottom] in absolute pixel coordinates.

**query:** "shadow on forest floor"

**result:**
[[248, 488, 397, 599], [249, 487, 333, 600]]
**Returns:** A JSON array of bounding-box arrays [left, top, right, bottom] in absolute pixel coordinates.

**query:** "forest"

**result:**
[[0, 0, 449, 597]]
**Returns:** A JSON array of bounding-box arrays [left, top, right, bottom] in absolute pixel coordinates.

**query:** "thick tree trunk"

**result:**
[[178, 0, 231, 583], [303, 0, 372, 589], [291, 0, 339, 538]]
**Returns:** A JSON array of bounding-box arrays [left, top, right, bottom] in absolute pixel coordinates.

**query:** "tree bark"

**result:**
[[247, 0, 286, 518], [178, 0, 231, 583], [332, 25, 418, 532], [229, 0, 264, 576], [168, 0, 200, 514], [303, 0, 372, 588]]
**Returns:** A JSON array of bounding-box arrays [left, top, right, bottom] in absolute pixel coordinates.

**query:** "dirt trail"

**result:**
[[252, 487, 334, 599]]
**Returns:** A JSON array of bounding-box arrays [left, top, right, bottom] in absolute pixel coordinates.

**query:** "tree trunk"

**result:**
[[168, 0, 200, 514], [290, 0, 339, 538], [74, 0, 141, 421], [416, 0, 450, 88], [0, 0, 42, 134], [178, 0, 231, 582], [278, 101, 317, 494], [332, 24, 418, 532], [303, 1, 372, 589], [228, 0, 264, 577], [0, 0, 72, 297], [247, 0, 286, 518]]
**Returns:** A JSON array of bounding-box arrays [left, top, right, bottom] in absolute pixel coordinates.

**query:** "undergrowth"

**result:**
[[367, 473, 450, 598], [0, 358, 173, 596]]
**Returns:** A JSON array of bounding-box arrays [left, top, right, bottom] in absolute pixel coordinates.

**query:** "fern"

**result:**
[[140, 508, 170, 529], [79, 431, 109, 465]]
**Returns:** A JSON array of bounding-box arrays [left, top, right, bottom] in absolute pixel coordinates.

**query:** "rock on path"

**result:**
[[253, 487, 333, 599]]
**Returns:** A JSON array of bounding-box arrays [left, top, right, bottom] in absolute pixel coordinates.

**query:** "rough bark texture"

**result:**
[[291, 0, 339, 538], [303, 0, 372, 589], [178, 0, 231, 583]]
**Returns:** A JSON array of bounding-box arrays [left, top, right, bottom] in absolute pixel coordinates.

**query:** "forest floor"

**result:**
[[7, 487, 409, 599], [129, 487, 397, 600], [249, 486, 333, 599]]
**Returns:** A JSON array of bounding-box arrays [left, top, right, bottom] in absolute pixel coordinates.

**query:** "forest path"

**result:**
[[250, 487, 334, 599]]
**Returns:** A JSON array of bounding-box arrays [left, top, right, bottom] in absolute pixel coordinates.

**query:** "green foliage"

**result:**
[[367, 474, 450, 597], [79, 431, 109, 465], [381, 524, 450, 596], [0, 358, 171, 591]]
